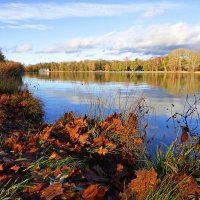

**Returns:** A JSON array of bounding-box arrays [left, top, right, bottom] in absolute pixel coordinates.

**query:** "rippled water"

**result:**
[[23, 72, 200, 149]]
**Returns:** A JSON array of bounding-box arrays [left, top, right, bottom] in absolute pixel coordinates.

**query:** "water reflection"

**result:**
[[24, 72, 200, 151], [25, 72, 200, 96]]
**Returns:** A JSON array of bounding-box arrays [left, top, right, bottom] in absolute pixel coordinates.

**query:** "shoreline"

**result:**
[[26, 70, 200, 74]]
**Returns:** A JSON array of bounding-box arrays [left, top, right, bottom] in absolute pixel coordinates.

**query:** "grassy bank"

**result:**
[[0, 61, 25, 93], [0, 107, 199, 199], [0, 61, 24, 77]]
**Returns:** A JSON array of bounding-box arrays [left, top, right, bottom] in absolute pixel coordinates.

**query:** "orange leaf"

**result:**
[[40, 126, 53, 140], [41, 183, 64, 200], [49, 152, 61, 160], [0, 164, 3, 171], [10, 165, 20, 173], [133, 138, 143, 144], [93, 135, 107, 147], [78, 133, 90, 146], [5, 137, 18, 149], [66, 126, 80, 141], [96, 186, 108, 200], [13, 144, 23, 153], [24, 183, 45, 193], [177, 174, 200, 198], [116, 163, 123, 174], [128, 168, 159, 200], [82, 184, 98, 200], [97, 147, 108, 155]]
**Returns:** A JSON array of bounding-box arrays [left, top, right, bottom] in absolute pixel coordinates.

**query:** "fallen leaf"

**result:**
[[40, 126, 53, 140], [128, 168, 159, 200], [13, 144, 23, 153], [41, 183, 64, 200], [10, 165, 20, 173], [96, 186, 108, 200], [66, 125, 80, 142], [97, 147, 108, 155], [24, 183, 45, 193], [49, 152, 61, 160], [116, 163, 123, 174], [93, 135, 107, 147], [82, 184, 98, 200], [78, 133, 90, 146], [177, 174, 200, 199], [0, 164, 3, 171]]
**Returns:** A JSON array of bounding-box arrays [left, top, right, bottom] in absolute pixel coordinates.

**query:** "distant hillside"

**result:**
[[25, 48, 200, 72]]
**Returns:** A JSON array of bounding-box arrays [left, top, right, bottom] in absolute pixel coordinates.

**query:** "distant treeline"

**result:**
[[26, 48, 200, 72]]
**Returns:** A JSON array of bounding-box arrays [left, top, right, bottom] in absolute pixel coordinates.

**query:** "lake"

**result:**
[[23, 72, 200, 151]]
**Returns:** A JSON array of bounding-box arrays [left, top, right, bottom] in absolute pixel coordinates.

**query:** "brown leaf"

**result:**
[[40, 126, 53, 140], [13, 144, 23, 153], [10, 165, 20, 173], [70, 144, 82, 152], [133, 138, 143, 144], [24, 183, 45, 193], [66, 125, 80, 142], [78, 133, 90, 146], [93, 135, 107, 147], [181, 126, 189, 142], [128, 168, 159, 200], [177, 174, 200, 199], [96, 186, 108, 200], [49, 152, 61, 160], [0, 174, 14, 182], [116, 163, 123, 174], [82, 184, 98, 200], [41, 183, 64, 200], [5, 137, 18, 149], [97, 147, 108, 155]]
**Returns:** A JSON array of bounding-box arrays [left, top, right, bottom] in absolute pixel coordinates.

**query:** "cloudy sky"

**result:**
[[1, 0, 200, 64]]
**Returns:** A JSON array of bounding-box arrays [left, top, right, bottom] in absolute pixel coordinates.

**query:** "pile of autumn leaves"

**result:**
[[0, 92, 200, 199]]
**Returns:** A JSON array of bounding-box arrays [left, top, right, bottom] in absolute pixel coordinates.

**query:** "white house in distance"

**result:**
[[39, 68, 50, 75]]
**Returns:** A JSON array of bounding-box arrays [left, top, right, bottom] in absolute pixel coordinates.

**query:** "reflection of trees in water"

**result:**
[[25, 72, 200, 96]]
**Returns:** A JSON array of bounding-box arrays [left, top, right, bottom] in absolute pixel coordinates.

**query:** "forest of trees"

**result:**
[[24, 48, 200, 72]]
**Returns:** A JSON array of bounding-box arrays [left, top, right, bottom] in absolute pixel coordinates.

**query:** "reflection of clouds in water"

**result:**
[[24, 75, 200, 121], [24, 75, 200, 147], [33, 80, 200, 119]]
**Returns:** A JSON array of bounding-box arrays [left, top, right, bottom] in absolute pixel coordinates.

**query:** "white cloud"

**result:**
[[0, 23, 49, 30], [7, 24, 49, 31], [13, 44, 32, 53], [0, 2, 178, 21], [40, 23, 200, 56]]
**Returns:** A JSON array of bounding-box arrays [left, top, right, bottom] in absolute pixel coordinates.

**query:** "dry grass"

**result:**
[[0, 61, 24, 77]]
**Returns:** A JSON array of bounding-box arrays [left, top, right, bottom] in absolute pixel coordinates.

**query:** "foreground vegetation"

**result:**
[[0, 51, 200, 199], [0, 51, 25, 93], [0, 105, 200, 199], [26, 48, 200, 72]]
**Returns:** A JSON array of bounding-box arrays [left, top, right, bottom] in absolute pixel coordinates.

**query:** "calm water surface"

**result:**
[[23, 72, 200, 150]]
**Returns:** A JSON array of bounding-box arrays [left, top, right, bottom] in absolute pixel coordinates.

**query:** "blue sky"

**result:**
[[1, 0, 200, 64]]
